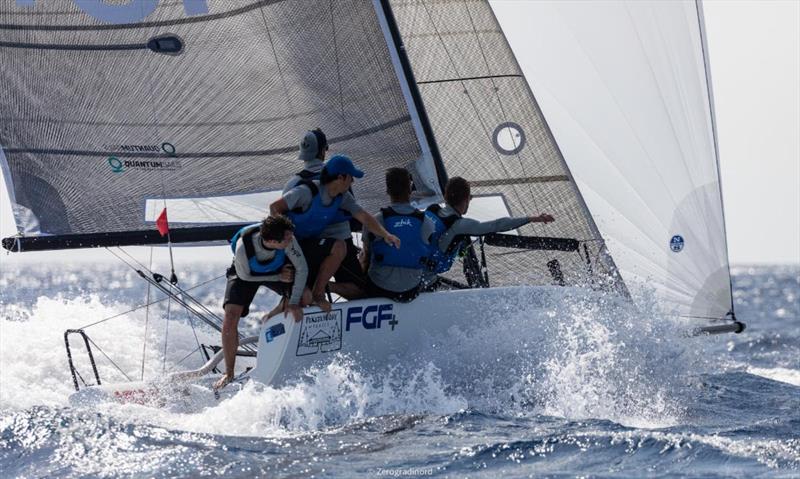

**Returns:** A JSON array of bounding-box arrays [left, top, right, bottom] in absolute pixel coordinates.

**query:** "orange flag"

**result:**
[[156, 208, 169, 237]]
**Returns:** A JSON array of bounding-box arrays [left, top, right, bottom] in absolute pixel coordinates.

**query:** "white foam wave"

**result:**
[[747, 367, 800, 387], [2, 280, 717, 436], [95, 356, 466, 438], [0, 294, 216, 410]]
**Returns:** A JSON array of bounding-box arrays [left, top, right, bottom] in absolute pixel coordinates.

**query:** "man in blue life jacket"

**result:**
[[270, 154, 400, 310], [214, 215, 309, 391], [358, 167, 436, 302], [283, 130, 365, 298], [421, 176, 555, 290]]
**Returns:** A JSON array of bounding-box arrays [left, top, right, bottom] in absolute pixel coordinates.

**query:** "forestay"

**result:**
[[489, 0, 734, 321], [0, 0, 440, 251]]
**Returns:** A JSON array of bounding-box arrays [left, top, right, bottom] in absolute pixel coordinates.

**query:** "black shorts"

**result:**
[[222, 264, 289, 317], [365, 276, 420, 303], [298, 237, 336, 287], [334, 238, 366, 286]]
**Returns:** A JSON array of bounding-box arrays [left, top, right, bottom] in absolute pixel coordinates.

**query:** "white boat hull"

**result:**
[[250, 285, 563, 387], [69, 285, 581, 406]]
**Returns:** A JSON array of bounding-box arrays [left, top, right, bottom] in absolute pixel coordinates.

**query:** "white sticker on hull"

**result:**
[[296, 310, 343, 356]]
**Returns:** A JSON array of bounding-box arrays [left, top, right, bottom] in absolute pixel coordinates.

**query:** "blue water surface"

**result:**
[[0, 263, 797, 478]]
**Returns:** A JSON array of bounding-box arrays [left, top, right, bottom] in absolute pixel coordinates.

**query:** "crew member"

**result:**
[[422, 176, 554, 289], [270, 154, 400, 310], [284, 129, 364, 298], [214, 215, 309, 391], [360, 167, 435, 302]]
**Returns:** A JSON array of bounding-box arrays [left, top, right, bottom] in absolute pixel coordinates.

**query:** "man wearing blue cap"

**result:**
[[283, 130, 364, 298], [270, 154, 400, 311]]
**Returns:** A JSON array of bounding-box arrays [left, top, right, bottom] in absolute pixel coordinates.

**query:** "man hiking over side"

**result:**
[[214, 215, 309, 391]]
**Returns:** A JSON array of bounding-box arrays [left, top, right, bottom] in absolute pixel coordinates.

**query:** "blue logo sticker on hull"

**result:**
[[265, 323, 285, 343], [345, 304, 396, 331]]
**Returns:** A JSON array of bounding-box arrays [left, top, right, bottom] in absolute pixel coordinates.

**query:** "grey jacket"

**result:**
[[233, 232, 308, 305]]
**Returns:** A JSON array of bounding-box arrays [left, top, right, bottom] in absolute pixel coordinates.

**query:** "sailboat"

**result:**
[[0, 0, 743, 402]]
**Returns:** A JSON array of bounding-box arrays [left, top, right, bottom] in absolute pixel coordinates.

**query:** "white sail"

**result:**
[[490, 0, 732, 320]]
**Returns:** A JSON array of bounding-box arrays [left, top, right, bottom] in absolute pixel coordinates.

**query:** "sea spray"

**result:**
[[0, 293, 217, 410], [533, 292, 694, 428]]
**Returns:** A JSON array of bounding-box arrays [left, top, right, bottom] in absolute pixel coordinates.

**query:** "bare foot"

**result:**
[[313, 295, 332, 313], [213, 373, 233, 392]]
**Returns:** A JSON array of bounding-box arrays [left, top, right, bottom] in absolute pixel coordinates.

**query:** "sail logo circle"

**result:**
[[161, 142, 176, 156], [670, 235, 685, 252], [108, 156, 124, 173], [492, 122, 526, 155]]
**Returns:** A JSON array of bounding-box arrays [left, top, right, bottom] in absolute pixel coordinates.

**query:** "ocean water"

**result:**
[[0, 259, 797, 478]]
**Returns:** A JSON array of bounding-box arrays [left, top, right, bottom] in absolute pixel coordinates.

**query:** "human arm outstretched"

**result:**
[[353, 210, 401, 249]]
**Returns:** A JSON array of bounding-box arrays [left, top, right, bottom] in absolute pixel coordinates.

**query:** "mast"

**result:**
[[373, 0, 448, 191]]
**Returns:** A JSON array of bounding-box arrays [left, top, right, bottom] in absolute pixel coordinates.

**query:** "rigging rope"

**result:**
[[162, 282, 173, 373], [86, 336, 133, 382], [141, 247, 154, 380], [76, 267, 224, 330]]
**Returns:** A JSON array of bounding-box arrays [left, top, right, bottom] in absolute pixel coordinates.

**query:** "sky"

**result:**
[[703, 0, 799, 264], [0, 0, 798, 266]]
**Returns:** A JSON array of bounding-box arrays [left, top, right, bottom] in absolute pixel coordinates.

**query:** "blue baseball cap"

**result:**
[[324, 154, 364, 178]]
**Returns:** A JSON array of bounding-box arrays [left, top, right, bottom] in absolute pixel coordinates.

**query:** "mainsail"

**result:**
[[0, 0, 439, 251]]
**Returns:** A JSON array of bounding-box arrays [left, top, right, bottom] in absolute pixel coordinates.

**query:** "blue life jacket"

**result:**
[[287, 180, 345, 239], [425, 204, 468, 274], [230, 224, 285, 276], [294, 169, 355, 228], [371, 207, 430, 269]]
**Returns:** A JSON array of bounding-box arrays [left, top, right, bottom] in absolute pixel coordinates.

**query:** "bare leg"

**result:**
[[312, 240, 346, 311], [213, 303, 242, 390]]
